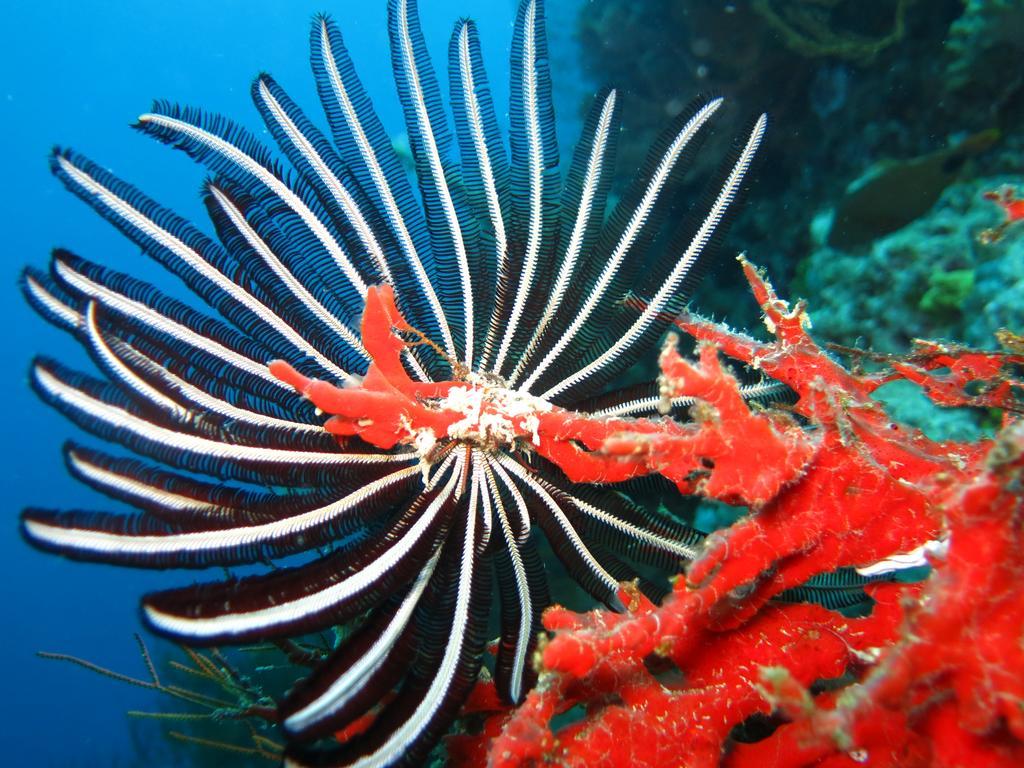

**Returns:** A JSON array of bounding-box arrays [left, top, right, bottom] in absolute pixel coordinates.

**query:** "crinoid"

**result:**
[[21, 0, 766, 764]]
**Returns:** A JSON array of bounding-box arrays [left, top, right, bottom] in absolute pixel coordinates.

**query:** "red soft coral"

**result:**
[[274, 260, 1023, 767], [455, 257, 1023, 767]]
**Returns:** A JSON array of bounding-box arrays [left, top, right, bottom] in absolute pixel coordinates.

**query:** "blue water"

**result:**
[[2, 1, 582, 763]]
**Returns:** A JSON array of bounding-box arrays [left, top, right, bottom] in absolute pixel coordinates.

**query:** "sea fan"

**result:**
[[21, 0, 765, 764]]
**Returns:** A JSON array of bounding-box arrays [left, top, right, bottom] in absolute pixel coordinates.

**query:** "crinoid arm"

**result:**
[[22, 0, 771, 765]]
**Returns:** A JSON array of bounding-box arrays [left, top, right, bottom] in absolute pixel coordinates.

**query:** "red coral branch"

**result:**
[[268, 262, 1023, 766], [727, 421, 1024, 768], [465, 257, 1022, 766], [541, 341, 818, 502], [979, 184, 1024, 244]]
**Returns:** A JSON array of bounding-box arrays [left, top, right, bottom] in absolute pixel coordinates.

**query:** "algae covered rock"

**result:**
[[801, 176, 1024, 353]]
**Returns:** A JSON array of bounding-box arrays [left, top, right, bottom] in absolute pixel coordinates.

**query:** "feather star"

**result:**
[[20, 0, 766, 764]]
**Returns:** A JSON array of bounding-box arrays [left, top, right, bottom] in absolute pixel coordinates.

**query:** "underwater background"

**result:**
[[3, 0, 1022, 765]]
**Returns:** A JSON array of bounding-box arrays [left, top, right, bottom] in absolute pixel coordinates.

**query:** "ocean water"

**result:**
[[2, 1, 586, 764]]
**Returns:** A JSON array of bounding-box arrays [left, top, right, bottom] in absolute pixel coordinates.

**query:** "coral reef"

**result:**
[[29, 0, 1024, 763], [574, 0, 1024, 319], [44, 258, 1023, 765], [802, 177, 1024, 357], [803, 167, 1024, 443], [945, 0, 1024, 108], [444, 258, 1023, 766]]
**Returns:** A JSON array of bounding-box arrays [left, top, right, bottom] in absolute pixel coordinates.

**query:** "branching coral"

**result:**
[[40, 634, 287, 763], [440, 257, 1023, 767], [730, 419, 1024, 766]]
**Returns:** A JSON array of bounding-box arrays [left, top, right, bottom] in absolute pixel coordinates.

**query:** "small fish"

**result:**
[[828, 128, 999, 249]]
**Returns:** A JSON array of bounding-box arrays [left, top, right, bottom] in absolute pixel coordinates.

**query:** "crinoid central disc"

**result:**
[[427, 377, 552, 451], [268, 286, 555, 467]]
